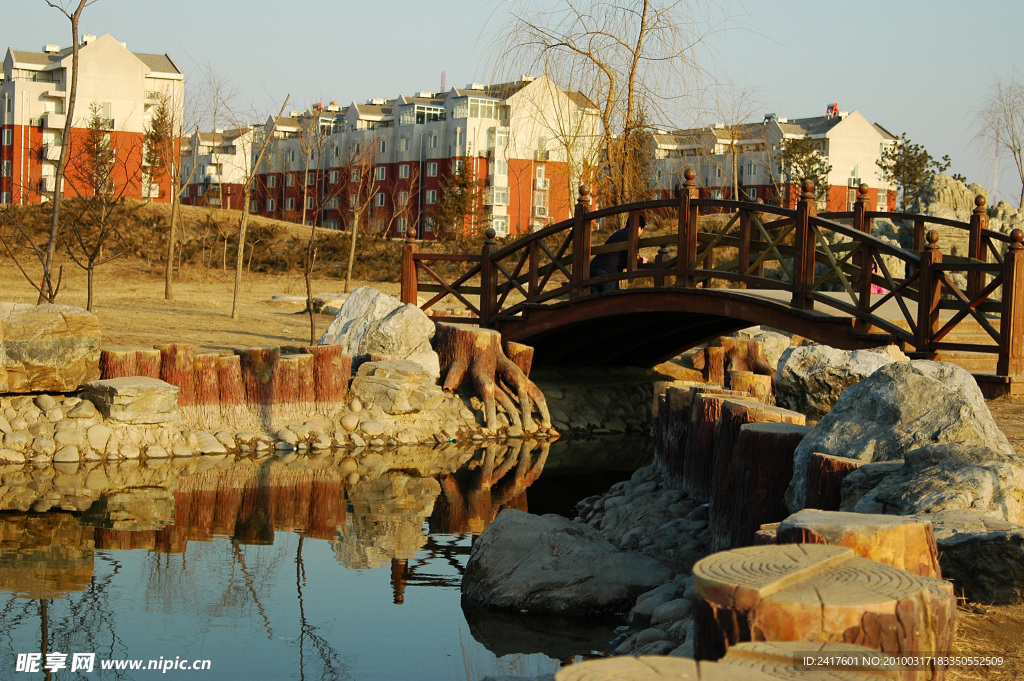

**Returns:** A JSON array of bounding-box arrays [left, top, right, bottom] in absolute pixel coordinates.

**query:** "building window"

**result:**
[[455, 128, 464, 147], [349, 194, 357, 208], [492, 159, 508, 176], [715, 167, 722, 178], [325, 219, 339, 230], [426, 189, 437, 204], [398, 217, 408, 234], [400, 137, 409, 152], [378, 140, 386, 154], [182, 186, 189, 198], [492, 216, 508, 236], [877, 191, 888, 211], [267, 175, 276, 188], [399, 164, 410, 179], [250, 199, 259, 212], [5, 99, 12, 114], [424, 217, 435, 233], [350, 168, 361, 182], [2, 129, 10, 146], [711, 189, 723, 199], [375, 166, 386, 181], [747, 187, 757, 200], [429, 134, 438, 149], [306, 172, 315, 186], [306, 196, 315, 210], [1, 161, 10, 177], [452, 159, 463, 173], [330, 169, 339, 183], [427, 162, 437, 177], [266, 198, 275, 211], [327, 197, 339, 209], [375, 192, 386, 207], [536, 165, 545, 179], [534, 191, 546, 207], [399, 191, 409, 206], [0, 192, 10, 204], [286, 197, 295, 210], [333, 144, 340, 158], [286, 174, 295, 187]]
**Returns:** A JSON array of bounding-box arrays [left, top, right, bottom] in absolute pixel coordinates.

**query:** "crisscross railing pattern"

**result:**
[[401, 172, 1024, 377]]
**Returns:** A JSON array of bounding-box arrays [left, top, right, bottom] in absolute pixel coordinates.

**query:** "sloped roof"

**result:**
[[565, 90, 598, 110], [9, 41, 180, 75], [134, 52, 180, 75], [778, 115, 844, 137]]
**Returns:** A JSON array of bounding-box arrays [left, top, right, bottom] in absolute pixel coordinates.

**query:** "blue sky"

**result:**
[[4, 0, 1023, 203]]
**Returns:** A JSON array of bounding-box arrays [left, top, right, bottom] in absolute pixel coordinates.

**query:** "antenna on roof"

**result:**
[[440, 71, 446, 92]]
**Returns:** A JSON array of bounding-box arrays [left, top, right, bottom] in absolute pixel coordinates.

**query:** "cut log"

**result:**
[[805, 452, 865, 511], [503, 341, 534, 377], [776, 509, 941, 579], [217, 354, 245, 408], [303, 344, 351, 409], [711, 421, 811, 551], [693, 543, 956, 681], [189, 353, 220, 427], [754, 523, 779, 545], [236, 346, 280, 425], [434, 323, 551, 434], [704, 346, 725, 385], [99, 349, 138, 379], [136, 349, 162, 379], [680, 389, 749, 502], [157, 343, 195, 407], [728, 370, 773, 403]]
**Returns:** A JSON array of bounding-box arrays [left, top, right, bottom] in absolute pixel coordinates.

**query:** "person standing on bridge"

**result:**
[[589, 214, 648, 294]]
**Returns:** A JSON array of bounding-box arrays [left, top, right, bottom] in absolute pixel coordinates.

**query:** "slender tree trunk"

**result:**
[[344, 211, 359, 293], [305, 240, 316, 345], [86, 262, 94, 312], [165, 192, 178, 300]]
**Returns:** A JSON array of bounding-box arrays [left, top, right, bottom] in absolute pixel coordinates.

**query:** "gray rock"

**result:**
[[462, 510, 673, 616], [636, 640, 676, 656], [318, 287, 439, 378], [775, 343, 907, 422], [669, 640, 695, 658], [0, 448, 25, 463], [650, 597, 693, 626], [66, 399, 97, 419], [359, 420, 385, 437], [53, 445, 79, 463], [350, 360, 445, 415], [629, 582, 678, 627], [83, 377, 181, 425], [194, 431, 227, 455], [917, 510, 1024, 604], [786, 360, 1012, 512], [0, 303, 100, 393], [340, 413, 359, 431]]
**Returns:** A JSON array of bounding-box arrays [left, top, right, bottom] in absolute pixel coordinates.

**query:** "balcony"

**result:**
[[534, 178, 549, 190], [40, 144, 61, 162], [42, 112, 66, 129], [42, 88, 66, 99]]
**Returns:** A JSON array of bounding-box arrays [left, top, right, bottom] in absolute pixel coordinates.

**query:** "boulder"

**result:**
[[311, 292, 348, 315], [318, 287, 439, 379], [462, 509, 674, 616], [786, 360, 1012, 512], [774, 343, 907, 422], [349, 360, 445, 415], [82, 377, 181, 425], [0, 303, 101, 393], [917, 509, 1024, 604]]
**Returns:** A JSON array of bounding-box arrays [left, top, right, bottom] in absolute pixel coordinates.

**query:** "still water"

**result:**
[[0, 436, 650, 681]]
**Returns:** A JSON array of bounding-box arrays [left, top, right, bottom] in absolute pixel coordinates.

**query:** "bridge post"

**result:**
[[791, 179, 817, 310], [916, 231, 943, 358], [738, 208, 751, 278], [571, 185, 592, 299], [400, 227, 418, 305], [654, 246, 669, 287], [968, 194, 989, 300], [479, 228, 498, 326], [854, 184, 873, 332], [998, 229, 1024, 376], [677, 169, 698, 288]]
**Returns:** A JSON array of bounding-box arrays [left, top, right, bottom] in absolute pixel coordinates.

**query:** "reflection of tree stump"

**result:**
[[805, 452, 864, 511], [435, 323, 551, 433], [776, 509, 941, 579], [694, 543, 956, 681]]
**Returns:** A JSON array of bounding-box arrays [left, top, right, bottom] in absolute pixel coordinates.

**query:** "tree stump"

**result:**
[[136, 348, 162, 379], [805, 452, 865, 511], [157, 343, 195, 407], [754, 523, 779, 545], [702, 346, 726, 385], [655, 384, 701, 481], [434, 323, 551, 434], [776, 509, 941, 579], [190, 353, 221, 427], [503, 341, 534, 376], [99, 349, 138, 379], [711, 421, 811, 550], [237, 347, 280, 426], [693, 544, 956, 681], [216, 354, 253, 429], [728, 370, 773, 403], [681, 389, 749, 502], [303, 344, 351, 410]]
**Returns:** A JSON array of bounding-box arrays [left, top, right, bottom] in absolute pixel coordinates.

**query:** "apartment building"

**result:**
[[249, 75, 601, 239], [1, 33, 184, 206], [652, 109, 898, 212], [180, 126, 258, 210]]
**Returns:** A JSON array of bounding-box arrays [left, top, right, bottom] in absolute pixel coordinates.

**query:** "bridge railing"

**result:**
[[400, 170, 1024, 376]]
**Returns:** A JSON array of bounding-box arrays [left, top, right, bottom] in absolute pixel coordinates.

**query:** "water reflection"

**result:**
[[0, 436, 649, 680]]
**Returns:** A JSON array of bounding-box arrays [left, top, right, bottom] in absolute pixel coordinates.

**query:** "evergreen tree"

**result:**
[[434, 160, 489, 239], [877, 133, 950, 211], [776, 137, 831, 204]]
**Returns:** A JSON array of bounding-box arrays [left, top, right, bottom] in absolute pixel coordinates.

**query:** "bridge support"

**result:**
[[998, 229, 1024, 376]]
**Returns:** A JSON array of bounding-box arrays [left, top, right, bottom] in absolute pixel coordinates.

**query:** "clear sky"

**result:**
[[4, 0, 1023, 204]]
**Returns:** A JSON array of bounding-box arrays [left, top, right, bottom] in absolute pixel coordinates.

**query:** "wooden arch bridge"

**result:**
[[400, 171, 1024, 394]]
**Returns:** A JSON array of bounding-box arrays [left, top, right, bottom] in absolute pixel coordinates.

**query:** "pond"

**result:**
[[0, 435, 651, 681]]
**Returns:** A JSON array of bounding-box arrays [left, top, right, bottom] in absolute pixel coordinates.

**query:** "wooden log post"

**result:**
[[400, 227, 418, 305], [727, 370, 772, 403], [275, 355, 302, 422], [680, 389, 747, 502], [791, 179, 817, 310], [998, 229, 1024, 376], [775, 509, 942, 579], [693, 543, 957, 680], [710, 401, 807, 550], [99, 349, 139, 379], [216, 354, 249, 428], [916, 231, 943, 359], [967, 194, 988, 300], [136, 348, 162, 378], [435, 323, 551, 434], [656, 384, 698, 481], [303, 344, 351, 411], [570, 186, 592, 300], [805, 452, 866, 511], [157, 343, 195, 408], [854, 184, 874, 333], [479, 227, 498, 326], [237, 346, 281, 427], [190, 353, 221, 427]]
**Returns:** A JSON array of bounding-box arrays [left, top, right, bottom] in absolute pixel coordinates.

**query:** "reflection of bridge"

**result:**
[[401, 172, 1024, 393]]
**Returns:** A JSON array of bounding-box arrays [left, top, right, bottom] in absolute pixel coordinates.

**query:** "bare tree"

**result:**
[[341, 142, 380, 293], [500, 0, 717, 206], [39, 0, 99, 303], [976, 72, 1024, 209]]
